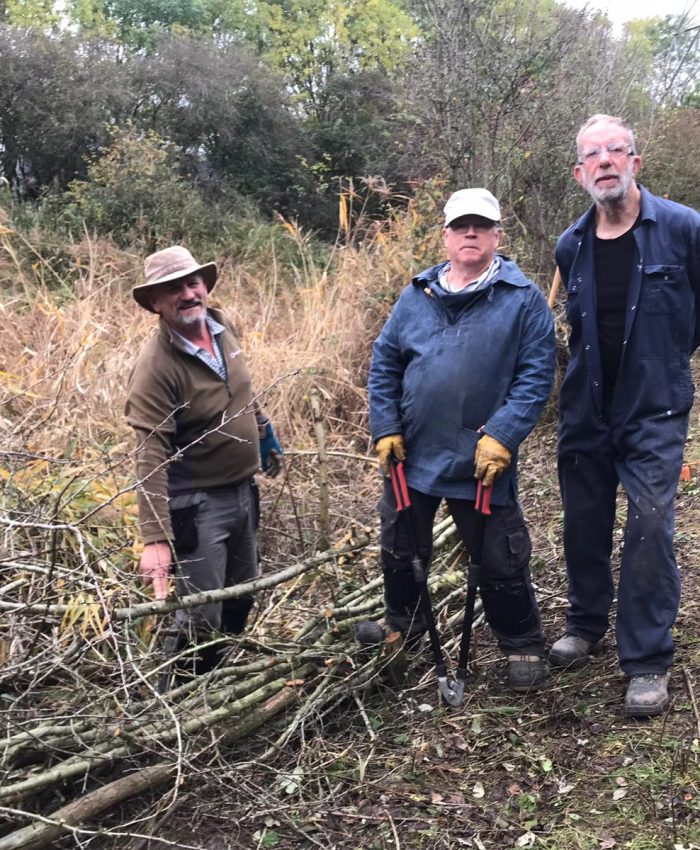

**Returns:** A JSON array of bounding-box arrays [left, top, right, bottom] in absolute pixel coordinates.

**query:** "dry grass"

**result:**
[[0, 192, 449, 652], [0, 188, 450, 575], [0, 196, 440, 457]]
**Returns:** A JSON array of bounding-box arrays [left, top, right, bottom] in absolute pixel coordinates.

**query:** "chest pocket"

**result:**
[[564, 282, 580, 324], [641, 265, 687, 315]]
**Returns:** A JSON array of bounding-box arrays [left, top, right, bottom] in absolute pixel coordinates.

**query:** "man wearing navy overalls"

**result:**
[[551, 114, 700, 716]]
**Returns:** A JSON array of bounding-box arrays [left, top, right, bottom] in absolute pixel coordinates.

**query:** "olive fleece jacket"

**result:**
[[125, 308, 260, 544]]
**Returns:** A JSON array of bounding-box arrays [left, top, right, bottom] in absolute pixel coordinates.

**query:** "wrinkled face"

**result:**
[[149, 273, 208, 332], [574, 120, 641, 205], [443, 215, 500, 272]]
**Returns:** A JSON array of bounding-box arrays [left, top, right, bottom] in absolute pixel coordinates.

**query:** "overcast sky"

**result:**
[[563, 0, 699, 33]]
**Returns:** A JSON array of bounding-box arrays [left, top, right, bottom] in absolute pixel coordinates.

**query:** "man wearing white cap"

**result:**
[[125, 245, 282, 685], [359, 189, 556, 691]]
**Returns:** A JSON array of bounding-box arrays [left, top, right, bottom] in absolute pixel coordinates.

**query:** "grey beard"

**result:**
[[176, 304, 204, 326], [590, 172, 634, 207]]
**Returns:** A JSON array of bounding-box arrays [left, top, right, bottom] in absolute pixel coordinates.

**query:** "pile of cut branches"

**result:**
[[0, 511, 479, 849]]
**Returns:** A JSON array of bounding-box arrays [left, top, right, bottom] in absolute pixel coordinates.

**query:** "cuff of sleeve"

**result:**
[[371, 425, 403, 443], [481, 426, 517, 453], [141, 534, 174, 546]]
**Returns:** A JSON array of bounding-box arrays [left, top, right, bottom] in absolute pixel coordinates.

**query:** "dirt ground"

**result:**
[[94, 357, 699, 850]]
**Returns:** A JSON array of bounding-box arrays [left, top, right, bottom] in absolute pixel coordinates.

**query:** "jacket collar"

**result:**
[[570, 183, 657, 236], [412, 255, 530, 290]]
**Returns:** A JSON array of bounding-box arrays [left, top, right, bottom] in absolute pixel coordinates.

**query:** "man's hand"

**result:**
[[475, 434, 512, 487], [139, 542, 172, 600], [375, 434, 405, 476], [259, 420, 284, 477]]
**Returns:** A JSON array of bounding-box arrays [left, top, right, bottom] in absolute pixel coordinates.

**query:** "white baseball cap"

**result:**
[[444, 188, 501, 227]]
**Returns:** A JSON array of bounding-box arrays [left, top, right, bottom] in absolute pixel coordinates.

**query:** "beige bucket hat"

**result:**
[[133, 245, 218, 311]]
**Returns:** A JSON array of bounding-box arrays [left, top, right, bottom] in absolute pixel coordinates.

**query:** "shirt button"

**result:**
[[582, 311, 587, 317], [631, 305, 636, 311], [593, 381, 599, 387], [666, 410, 672, 416], [585, 345, 591, 350]]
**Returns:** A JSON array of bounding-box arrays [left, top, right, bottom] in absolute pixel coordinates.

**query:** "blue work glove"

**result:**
[[259, 420, 283, 477]]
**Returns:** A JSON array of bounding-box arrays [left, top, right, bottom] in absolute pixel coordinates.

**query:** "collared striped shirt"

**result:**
[[174, 315, 227, 381], [438, 257, 501, 293]]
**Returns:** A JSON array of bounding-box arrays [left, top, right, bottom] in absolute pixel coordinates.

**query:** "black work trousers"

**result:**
[[162, 479, 259, 681], [379, 478, 545, 656]]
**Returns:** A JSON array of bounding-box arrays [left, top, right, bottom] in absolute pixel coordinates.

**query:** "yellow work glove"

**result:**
[[475, 434, 512, 488], [375, 434, 405, 476]]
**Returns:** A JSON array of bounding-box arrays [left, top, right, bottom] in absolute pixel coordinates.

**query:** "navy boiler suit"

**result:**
[[556, 185, 700, 675]]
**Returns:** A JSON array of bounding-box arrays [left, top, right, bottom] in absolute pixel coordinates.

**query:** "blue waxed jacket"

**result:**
[[556, 185, 700, 439], [368, 257, 556, 505]]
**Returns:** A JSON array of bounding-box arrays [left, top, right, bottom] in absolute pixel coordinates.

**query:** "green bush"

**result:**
[[42, 123, 332, 274], [51, 125, 228, 254]]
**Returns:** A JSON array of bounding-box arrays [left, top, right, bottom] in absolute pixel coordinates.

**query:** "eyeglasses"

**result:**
[[578, 143, 635, 164], [448, 220, 498, 233]]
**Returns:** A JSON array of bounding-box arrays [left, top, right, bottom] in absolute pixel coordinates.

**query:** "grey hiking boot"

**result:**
[[549, 633, 605, 668], [507, 655, 548, 692], [354, 620, 390, 647], [625, 673, 670, 717]]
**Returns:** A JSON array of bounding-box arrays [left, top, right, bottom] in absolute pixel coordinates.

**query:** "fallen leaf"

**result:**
[[612, 788, 627, 801], [557, 781, 575, 794], [599, 837, 616, 848], [431, 792, 444, 804], [516, 831, 536, 847], [472, 781, 485, 799]]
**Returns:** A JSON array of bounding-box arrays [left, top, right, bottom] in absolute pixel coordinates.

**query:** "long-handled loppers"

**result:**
[[389, 457, 491, 707]]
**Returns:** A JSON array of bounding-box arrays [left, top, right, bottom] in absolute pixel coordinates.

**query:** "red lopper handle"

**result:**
[[475, 479, 492, 515], [389, 459, 411, 511]]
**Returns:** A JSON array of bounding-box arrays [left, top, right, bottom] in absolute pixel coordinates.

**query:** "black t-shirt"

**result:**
[[594, 221, 639, 405]]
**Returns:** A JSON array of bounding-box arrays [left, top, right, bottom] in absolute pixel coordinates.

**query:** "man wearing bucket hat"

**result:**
[[125, 245, 283, 683], [358, 188, 556, 692]]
